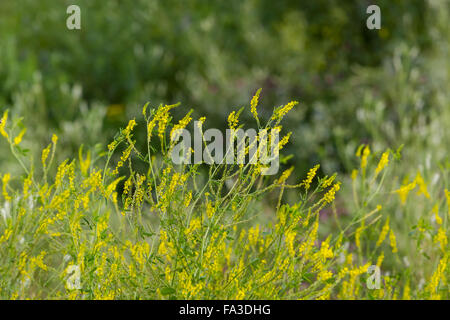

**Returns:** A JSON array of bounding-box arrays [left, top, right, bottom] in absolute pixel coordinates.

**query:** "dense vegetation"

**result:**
[[0, 0, 448, 299]]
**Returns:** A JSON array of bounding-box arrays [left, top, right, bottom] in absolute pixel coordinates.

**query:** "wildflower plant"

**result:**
[[0, 90, 448, 300]]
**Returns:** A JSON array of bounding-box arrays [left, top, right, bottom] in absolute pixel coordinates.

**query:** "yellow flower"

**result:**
[[318, 270, 333, 282], [276, 166, 294, 185], [394, 180, 416, 205], [13, 128, 26, 145], [434, 228, 447, 252], [389, 229, 398, 253], [0, 110, 9, 139], [375, 151, 389, 175], [248, 225, 260, 247], [303, 164, 320, 190], [278, 132, 292, 150], [322, 174, 336, 188], [433, 204, 442, 225], [376, 217, 390, 247], [426, 255, 447, 295], [184, 191, 192, 208], [206, 202, 215, 218], [272, 101, 298, 120], [185, 217, 201, 236], [170, 110, 193, 141], [360, 145, 370, 170], [79, 146, 91, 176], [41, 144, 52, 168], [2, 173, 11, 201], [355, 226, 363, 249], [227, 111, 239, 129], [445, 189, 450, 217], [250, 88, 262, 120], [285, 230, 296, 257], [376, 252, 384, 267], [123, 119, 137, 137], [415, 172, 430, 199], [323, 182, 341, 204]]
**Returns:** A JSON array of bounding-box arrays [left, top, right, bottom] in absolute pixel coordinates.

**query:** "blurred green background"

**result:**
[[0, 0, 448, 177]]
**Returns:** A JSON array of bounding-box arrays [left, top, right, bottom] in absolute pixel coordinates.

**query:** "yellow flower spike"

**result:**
[[445, 189, 450, 217], [389, 229, 398, 253], [0, 228, 12, 244], [351, 169, 358, 180], [123, 119, 137, 137], [394, 180, 416, 205], [375, 150, 389, 176], [184, 191, 192, 208], [376, 252, 384, 267], [105, 176, 125, 198], [276, 166, 294, 185], [285, 230, 296, 257], [2, 173, 11, 201], [323, 182, 341, 203], [278, 132, 292, 150], [0, 110, 9, 139], [415, 172, 430, 199], [227, 111, 239, 129], [272, 100, 298, 121], [376, 217, 390, 247], [142, 102, 149, 117], [322, 174, 336, 188], [170, 110, 193, 141], [355, 144, 364, 157], [360, 145, 370, 170], [78, 146, 91, 176], [433, 204, 442, 225], [355, 225, 363, 249], [52, 134, 58, 145], [13, 128, 26, 145], [250, 88, 262, 121], [41, 144, 52, 168], [248, 225, 260, 247], [434, 228, 447, 252], [303, 164, 320, 190], [403, 281, 411, 300], [426, 255, 448, 295]]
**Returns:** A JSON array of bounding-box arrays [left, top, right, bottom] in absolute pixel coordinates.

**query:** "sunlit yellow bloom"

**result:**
[[41, 144, 51, 168], [2, 173, 11, 201], [170, 110, 193, 140], [360, 145, 370, 169], [250, 88, 262, 120], [394, 180, 416, 204], [389, 229, 398, 253], [272, 101, 298, 120], [184, 191, 192, 208], [285, 231, 296, 257], [323, 182, 341, 203], [13, 128, 26, 145], [303, 164, 320, 190], [123, 119, 137, 137], [0, 110, 9, 139], [433, 204, 442, 225], [376, 252, 384, 267], [375, 151, 389, 175], [79, 147, 91, 176], [376, 217, 390, 247], [355, 226, 363, 249], [276, 166, 294, 185], [434, 228, 448, 252], [227, 111, 239, 129]]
